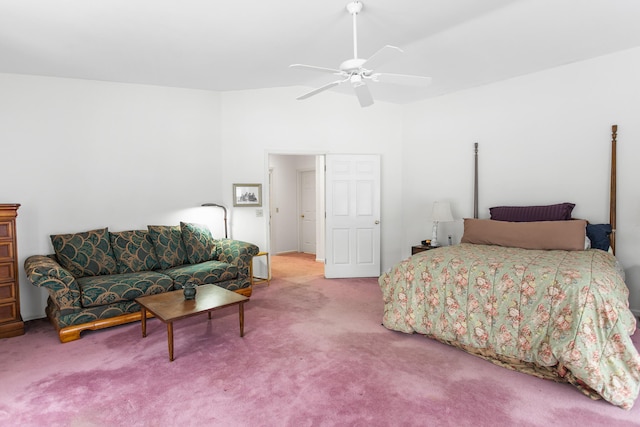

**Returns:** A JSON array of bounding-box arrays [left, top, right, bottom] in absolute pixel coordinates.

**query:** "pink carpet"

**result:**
[[1, 253, 639, 426]]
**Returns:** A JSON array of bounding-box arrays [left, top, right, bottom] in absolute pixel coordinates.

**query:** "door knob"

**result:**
[[375, 220, 380, 224]]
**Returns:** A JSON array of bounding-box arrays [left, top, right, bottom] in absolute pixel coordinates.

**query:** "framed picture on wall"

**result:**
[[233, 183, 262, 207]]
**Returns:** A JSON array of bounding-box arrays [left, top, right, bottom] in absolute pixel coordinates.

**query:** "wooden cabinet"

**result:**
[[0, 204, 24, 338]]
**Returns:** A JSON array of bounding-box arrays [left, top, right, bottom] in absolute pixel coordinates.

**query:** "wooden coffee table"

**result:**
[[135, 284, 249, 361]]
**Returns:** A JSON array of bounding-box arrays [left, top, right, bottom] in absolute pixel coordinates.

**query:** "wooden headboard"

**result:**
[[472, 124, 618, 253]]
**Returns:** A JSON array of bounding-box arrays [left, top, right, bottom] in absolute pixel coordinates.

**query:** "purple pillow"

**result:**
[[489, 203, 575, 222]]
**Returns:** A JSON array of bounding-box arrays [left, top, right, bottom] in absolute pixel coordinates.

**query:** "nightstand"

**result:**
[[411, 244, 438, 255], [250, 251, 271, 286]]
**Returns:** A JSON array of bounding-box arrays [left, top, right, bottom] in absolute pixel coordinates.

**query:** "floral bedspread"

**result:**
[[379, 243, 640, 409]]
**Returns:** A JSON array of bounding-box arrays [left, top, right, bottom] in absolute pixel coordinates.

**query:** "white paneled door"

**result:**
[[299, 169, 316, 254], [325, 154, 380, 278]]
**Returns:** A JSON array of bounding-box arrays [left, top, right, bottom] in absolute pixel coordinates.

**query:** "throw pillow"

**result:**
[[586, 223, 612, 252], [147, 225, 189, 270], [109, 230, 161, 273], [180, 222, 218, 264], [50, 227, 118, 278], [461, 218, 587, 251], [489, 202, 575, 222]]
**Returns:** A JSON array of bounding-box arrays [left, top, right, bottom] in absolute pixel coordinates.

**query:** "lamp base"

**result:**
[[431, 221, 440, 247]]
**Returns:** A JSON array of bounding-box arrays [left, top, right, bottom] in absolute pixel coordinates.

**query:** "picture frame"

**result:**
[[233, 183, 262, 207]]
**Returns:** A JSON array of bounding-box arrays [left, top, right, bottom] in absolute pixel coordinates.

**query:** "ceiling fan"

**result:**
[[290, 1, 432, 108]]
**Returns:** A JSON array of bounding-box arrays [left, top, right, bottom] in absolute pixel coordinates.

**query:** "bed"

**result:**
[[379, 126, 640, 409]]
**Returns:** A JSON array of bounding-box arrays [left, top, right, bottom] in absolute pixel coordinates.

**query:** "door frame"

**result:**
[[265, 151, 325, 260]]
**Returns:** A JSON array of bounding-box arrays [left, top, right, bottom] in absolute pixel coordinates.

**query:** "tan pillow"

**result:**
[[461, 219, 587, 251]]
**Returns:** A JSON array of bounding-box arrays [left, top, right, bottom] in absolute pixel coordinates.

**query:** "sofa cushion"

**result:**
[[147, 225, 189, 270], [162, 260, 237, 287], [50, 228, 118, 278], [109, 230, 161, 273], [180, 222, 218, 264], [77, 271, 174, 308]]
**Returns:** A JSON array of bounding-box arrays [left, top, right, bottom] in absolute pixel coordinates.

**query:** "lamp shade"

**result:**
[[432, 201, 454, 222]]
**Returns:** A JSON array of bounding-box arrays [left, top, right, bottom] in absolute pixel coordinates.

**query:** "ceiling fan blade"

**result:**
[[353, 82, 374, 108], [362, 45, 403, 70], [290, 64, 343, 75], [371, 72, 432, 87], [296, 79, 347, 100]]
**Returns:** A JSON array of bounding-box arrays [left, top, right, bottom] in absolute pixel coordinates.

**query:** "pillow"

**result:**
[[180, 222, 217, 264], [586, 223, 612, 252], [489, 203, 575, 222], [461, 218, 587, 251], [147, 225, 189, 270], [109, 230, 161, 273], [50, 228, 118, 278]]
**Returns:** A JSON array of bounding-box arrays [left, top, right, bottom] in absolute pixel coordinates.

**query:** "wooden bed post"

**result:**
[[474, 142, 479, 219], [610, 125, 617, 254]]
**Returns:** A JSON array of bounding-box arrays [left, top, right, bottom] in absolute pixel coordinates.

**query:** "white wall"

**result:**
[[0, 73, 224, 320], [400, 47, 640, 315]]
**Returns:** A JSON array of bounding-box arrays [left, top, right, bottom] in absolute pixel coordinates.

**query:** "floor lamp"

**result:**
[[201, 203, 228, 239]]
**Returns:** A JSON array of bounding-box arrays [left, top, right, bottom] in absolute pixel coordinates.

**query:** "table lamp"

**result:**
[[431, 201, 454, 247]]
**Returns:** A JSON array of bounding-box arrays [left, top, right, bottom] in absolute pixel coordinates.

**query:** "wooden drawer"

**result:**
[[0, 220, 13, 240], [0, 262, 15, 282], [0, 301, 17, 323], [0, 282, 15, 301], [0, 241, 14, 260]]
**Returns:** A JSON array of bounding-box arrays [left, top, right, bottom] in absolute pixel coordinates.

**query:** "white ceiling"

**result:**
[[2, 0, 640, 104]]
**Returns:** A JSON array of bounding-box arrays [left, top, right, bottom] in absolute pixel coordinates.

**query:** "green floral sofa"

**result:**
[[24, 222, 259, 343]]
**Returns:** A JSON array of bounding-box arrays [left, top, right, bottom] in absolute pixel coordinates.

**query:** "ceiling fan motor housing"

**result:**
[[340, 58, 367, 73]]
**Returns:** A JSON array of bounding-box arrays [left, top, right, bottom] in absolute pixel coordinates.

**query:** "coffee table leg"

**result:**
[[167, 321, 174, 361], [141, 306, 147, 338], [239, 302, 245, 337]]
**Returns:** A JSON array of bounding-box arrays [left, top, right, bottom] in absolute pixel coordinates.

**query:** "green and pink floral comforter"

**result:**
[[379, 243, 640, 409]]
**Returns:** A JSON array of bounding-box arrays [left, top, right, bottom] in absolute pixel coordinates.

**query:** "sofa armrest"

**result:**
[[216, 239, 259, 286], [24, 255, 82, 314]]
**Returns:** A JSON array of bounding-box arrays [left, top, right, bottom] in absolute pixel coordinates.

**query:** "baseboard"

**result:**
[[273, 250, 298, 255]]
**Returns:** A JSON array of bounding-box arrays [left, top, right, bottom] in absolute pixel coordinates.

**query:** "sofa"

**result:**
[[24, 222, 259, 343]]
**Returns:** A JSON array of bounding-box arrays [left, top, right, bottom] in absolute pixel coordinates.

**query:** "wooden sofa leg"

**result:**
[[56, 312, 147, 343], [59, 328, 82, 343]]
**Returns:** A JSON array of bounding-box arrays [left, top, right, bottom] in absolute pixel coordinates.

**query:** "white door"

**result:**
[[299, 170, 316, 254], [325, 154, 380, 278]]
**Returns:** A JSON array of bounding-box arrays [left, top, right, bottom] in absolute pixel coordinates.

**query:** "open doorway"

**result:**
[[267, 153, 325, 265], [266, 152, 380, 279]]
